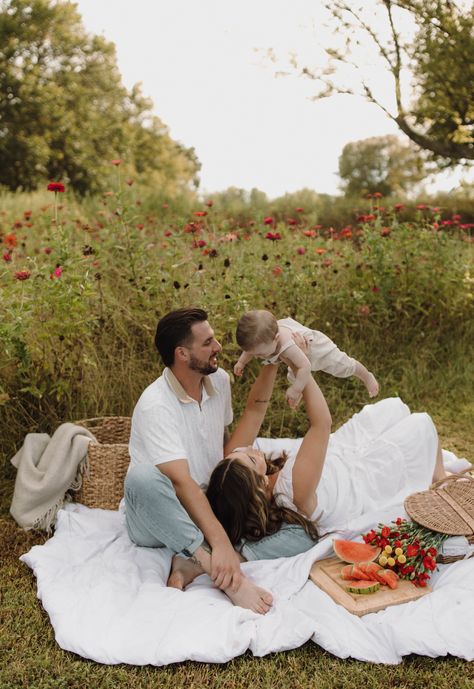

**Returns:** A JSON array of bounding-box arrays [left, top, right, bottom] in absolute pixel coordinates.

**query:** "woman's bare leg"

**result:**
[[432, 438, 448, 483]]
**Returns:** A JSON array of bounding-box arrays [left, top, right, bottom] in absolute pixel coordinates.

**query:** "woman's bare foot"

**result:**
[[225, 577, 273, 615], [167, 555, 203, 590]]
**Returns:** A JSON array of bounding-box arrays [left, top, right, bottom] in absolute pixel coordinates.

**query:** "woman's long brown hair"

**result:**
[[206, 453, 319, 545]]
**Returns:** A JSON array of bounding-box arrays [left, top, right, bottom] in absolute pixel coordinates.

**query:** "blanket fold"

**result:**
[[10, 422, 96, 531]]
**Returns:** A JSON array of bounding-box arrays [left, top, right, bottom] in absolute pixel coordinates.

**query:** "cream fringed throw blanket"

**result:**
[[10, 423, 96, 531]]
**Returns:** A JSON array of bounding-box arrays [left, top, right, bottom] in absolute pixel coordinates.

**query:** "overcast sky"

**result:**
[[75, 0, 470, 198]]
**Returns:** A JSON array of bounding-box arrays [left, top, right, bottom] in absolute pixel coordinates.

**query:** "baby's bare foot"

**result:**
[[225, 577, 273, 614], [167, 555, 203, 590], [365, 373, 379, 398]]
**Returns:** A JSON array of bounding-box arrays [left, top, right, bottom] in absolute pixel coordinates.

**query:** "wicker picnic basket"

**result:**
[[72, 416, 132, 510], [404, 467, 474, 564]]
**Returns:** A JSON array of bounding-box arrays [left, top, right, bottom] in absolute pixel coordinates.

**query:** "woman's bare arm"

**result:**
[[224, 364, 279, 455], [291, 377, 332, 517]]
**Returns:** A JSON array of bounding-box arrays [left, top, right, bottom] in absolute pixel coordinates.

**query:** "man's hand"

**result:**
[[210, 540, 243, 592]]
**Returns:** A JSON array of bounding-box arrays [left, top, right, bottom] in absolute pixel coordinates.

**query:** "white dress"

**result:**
[[254, 398, 438, 535]]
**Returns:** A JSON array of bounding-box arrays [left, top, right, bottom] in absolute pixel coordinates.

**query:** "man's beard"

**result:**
[[189, 353, 218, 375]]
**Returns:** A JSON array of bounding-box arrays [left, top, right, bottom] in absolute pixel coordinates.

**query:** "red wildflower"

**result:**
[[205, 200, 214, 207], [111, 159, 122, 166], [395, 517, 403, 526], [23, 210, 32, 219], [164, 231, 173, 237], [315, 248, 326, 255], [380, 526, 390, 538], [339, 227, 353, 239], [428, 547, 437, 557], [372, 286, 380, 293], [126, 179, 134, 186], [194, 211, 207, 217], [406, 543, 419, 557], [357, 214, 375, 223], [265, 232, 281, 241], [393, 204, 404, 211], [303, 229, 316, 237], [3, 233, 17, 248], [272, 265, 283, 277], [373, 191, 383, 198], [423, 556, 436, 571], [47, 182, 65, 192], [14, 270, 31, 280], [380, 227, 391, 237], [162, 203, 169, 209], [322, 259, 332, 268], [263, 217, 274, 225], [416, 204, 427, 210], [452, 214, 461, 222], [288, 219, 297, 226], [197, 240, 206, 248], [3, 251, 12, 262], [295, 207, 304, 212], [296, 246, 306, 255]]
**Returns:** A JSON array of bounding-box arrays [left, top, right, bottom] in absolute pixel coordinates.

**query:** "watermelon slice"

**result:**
[[357, 561, 385, 582], [333, 539, 381, 564], [340, 565, 355, 581], [345, 580, 381, 595], [349, 565, 369, 580], [377, 569, 399, 590]]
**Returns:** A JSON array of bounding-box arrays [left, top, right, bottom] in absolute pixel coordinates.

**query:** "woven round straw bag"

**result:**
[[404, 467, 474, 563], [73, 416, 131, 510]]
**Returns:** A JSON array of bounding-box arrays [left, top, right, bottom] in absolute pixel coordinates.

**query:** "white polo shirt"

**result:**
[[129, 367, 233, 488]]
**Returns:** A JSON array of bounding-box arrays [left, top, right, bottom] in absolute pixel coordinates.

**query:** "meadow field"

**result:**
[[1, 182, 474, 688]]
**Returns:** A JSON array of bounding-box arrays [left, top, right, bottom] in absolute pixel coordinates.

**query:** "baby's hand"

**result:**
[[285, 385, 302, 409], [234, 362, 245, 377], [365, 372, 380, 398]]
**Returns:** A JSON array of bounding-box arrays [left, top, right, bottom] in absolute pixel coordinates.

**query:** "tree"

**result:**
[[0, 0, 199, 194], [338, 135, 427, 196], [280, 1, 473, 165]]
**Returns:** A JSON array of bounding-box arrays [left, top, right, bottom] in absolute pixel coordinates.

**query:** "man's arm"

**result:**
[[158, 458, 242, 590]]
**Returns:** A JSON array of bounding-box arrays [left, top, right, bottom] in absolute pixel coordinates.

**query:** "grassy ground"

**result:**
[[1, 402, 473, 689]]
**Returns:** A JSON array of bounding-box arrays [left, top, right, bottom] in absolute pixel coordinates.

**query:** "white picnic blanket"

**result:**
[[21, 461, 474, 666]]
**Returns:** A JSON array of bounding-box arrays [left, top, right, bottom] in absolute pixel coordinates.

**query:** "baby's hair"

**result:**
[[236, 310, 278, 350]]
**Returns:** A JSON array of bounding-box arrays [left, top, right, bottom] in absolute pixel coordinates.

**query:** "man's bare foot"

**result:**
[[225, 577, 273, 615], [167, 555, 203, 590]]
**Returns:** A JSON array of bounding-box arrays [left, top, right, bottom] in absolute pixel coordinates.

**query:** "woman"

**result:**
[[207, 365, 448, 550]]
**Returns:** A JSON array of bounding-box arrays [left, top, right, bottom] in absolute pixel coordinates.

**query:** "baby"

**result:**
[[234, 310, 379, 408]]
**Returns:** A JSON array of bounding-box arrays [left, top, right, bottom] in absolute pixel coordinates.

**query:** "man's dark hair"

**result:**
[[155, 307, 208, 366]]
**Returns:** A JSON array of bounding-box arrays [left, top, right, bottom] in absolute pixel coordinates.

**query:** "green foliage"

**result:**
[[338, 135, 427, 197], [0, 0, 200, 195], [294, 1, 474, 164], [0, 183, 473, 462]]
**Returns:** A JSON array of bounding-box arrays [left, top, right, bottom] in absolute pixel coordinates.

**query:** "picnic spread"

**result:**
[[17, 446, 474, 665]]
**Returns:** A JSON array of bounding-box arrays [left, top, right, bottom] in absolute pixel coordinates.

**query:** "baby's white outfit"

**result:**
[[261, 317, 356, 378]]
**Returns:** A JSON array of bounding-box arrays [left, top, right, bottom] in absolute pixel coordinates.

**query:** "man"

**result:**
[[125, 307, 315, 615]]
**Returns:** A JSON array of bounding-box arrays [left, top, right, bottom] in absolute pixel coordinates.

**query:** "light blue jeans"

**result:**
[[124, 464, 317, 561]]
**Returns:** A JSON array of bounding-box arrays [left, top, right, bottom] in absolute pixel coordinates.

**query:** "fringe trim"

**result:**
[[30, 454, 90, 535]]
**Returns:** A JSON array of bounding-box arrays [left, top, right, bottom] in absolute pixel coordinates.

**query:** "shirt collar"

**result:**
[[163, 367, 216, 404]]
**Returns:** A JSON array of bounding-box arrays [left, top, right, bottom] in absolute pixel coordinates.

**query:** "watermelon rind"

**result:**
[[333, 539, 381, 564], [345, 580, 381, 594]]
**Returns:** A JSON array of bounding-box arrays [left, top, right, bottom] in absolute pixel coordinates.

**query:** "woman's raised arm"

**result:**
[[224, 364, 279, 456], [291, 377, 332, 517]]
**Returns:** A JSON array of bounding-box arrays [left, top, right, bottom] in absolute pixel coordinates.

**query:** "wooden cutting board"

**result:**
[[309, 557, 431, 616]]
